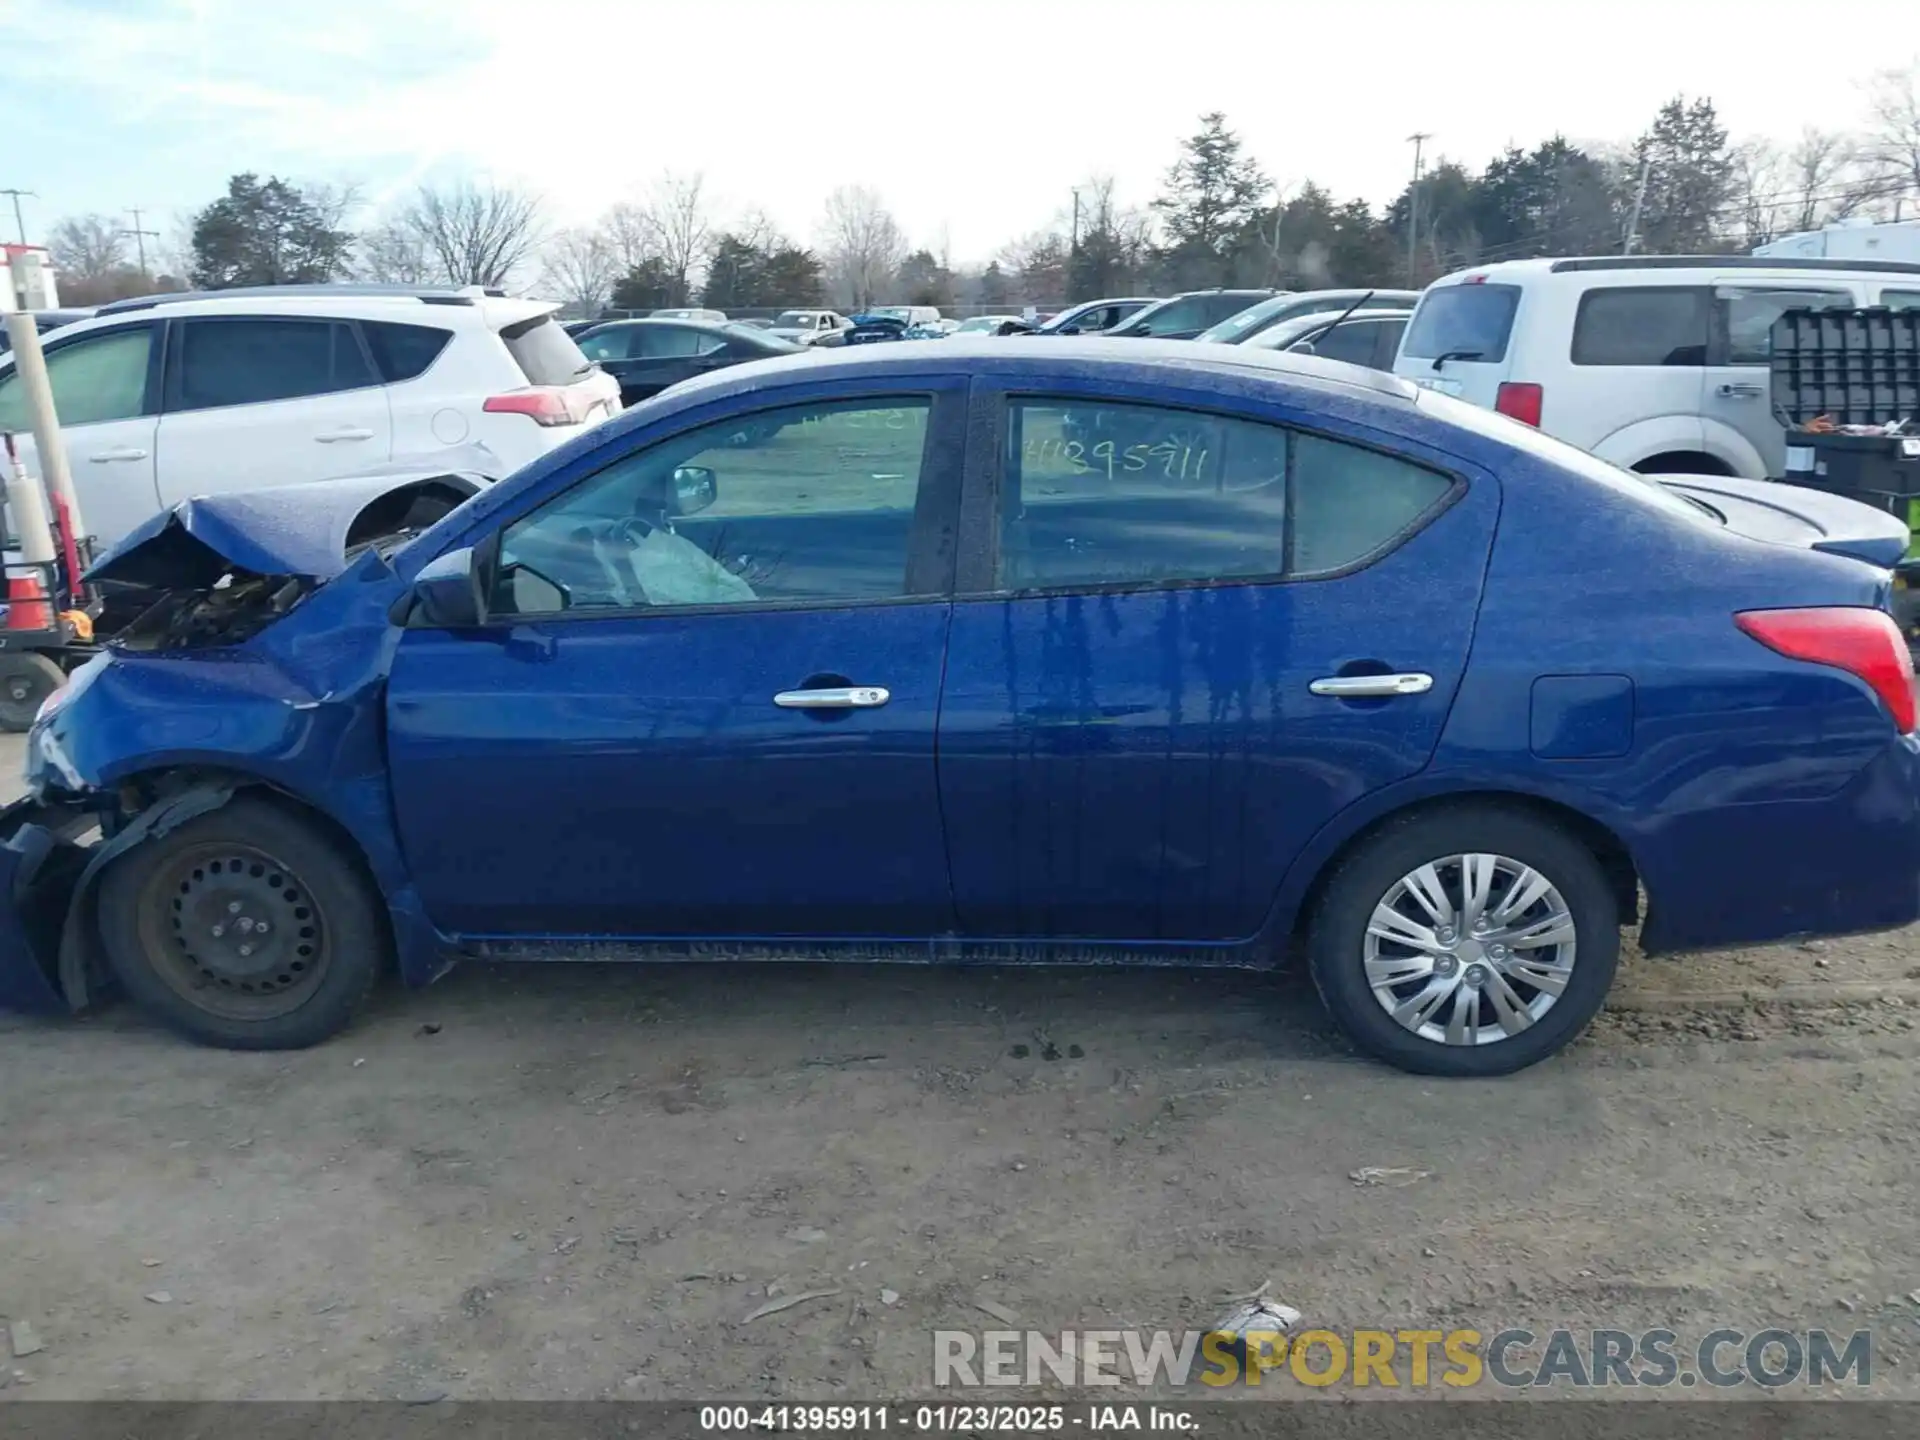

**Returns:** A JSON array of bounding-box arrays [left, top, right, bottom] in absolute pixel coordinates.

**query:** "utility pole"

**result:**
[[1623, 155, 1652, 255], [123, 207, 161, 276], [0, 189, 35, 244], [1405, 134, 1430, 287]]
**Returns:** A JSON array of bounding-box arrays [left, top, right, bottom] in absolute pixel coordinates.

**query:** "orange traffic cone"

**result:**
[[5, 572, 54, 632]]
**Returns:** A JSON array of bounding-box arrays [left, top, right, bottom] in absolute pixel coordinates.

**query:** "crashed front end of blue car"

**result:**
[[0, 472, 484, 1019]]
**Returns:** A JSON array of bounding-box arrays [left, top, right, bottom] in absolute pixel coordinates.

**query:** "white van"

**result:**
[[1392, 256, 1920, 478]]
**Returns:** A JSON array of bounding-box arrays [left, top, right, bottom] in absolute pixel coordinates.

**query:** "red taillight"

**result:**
[[483, 386, 591, 427], [1494, 381, 1543, 427], [1736, 607, 1917, 732]]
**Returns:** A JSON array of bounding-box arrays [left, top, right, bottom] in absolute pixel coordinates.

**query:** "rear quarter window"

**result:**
[[500, 315, 590, 385], [362, 320, 453, 382], [1401, 284, 1520, 364], [1572, 287, 1709, 366]]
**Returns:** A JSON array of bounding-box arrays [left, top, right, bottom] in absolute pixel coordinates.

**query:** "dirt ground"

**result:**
[[4, 733, 1920, 1403]]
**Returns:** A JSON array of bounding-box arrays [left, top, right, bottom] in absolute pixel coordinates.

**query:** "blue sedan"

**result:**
[[4, 340, 1919, 1075]]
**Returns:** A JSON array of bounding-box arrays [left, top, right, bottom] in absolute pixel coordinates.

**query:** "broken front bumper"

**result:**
[[0, 795, 95, 1014]]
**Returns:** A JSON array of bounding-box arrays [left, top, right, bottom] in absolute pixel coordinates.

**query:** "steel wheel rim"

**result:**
[[1363, 852, 1577, 1047], [136, 842, 330, 1020]]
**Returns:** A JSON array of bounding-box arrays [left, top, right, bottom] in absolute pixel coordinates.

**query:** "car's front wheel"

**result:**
[[97, 796, 389, 1049], [1307, 806, 1619, 1076]]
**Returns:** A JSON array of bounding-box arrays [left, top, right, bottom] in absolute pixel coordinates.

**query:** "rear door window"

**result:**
[[500, 314, 591, 385], [1715, 286, 1852, 365], [636, 326, 725, 359], [173, 318, 374, 411], [361, 320, 453, 382], [996, 398, 1454, 590], [1401, 284, 1521, 364], [1572, 287, 1709, 366]]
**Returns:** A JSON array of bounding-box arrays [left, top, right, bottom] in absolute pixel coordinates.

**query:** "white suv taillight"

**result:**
[[483, 386, 593, 427]]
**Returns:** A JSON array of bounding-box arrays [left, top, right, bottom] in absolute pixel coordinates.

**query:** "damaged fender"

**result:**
[[0, 471, 481, 1020]]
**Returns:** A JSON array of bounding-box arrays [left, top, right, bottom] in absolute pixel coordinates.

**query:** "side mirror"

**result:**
[[1123, 323, 1149, 337], [407, 546, 482, 628], [1292, 340, 1318, 355], [669, 465, 717, 517]]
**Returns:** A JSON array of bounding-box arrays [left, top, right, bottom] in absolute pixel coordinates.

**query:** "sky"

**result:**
[[2, 0, 1915, 265]]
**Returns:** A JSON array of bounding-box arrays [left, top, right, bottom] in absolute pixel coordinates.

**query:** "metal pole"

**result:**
[[1406, 134, 1429, 286], [1624, 156, 1652, 255], [0, 189, 33, 245], [124, 208, 160, 276], [3, 313, 87, 540]]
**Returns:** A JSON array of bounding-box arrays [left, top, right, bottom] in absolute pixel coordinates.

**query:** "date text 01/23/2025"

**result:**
[[698, 1403, 1198, 1432]]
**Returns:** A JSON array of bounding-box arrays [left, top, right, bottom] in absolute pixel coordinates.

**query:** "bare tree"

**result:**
[[394, 181, 546, 288], [1863, 63, 1920, 217], [601, 201, 655, 272], [357, 221, 434, 284], [818, 185, 905, 311], [641, 172, 713, 306], [1785, 127, 1865, 229], [47, 214, 128, 282], [538, 228, 618, 316], [1729, 139, 1789, 249]]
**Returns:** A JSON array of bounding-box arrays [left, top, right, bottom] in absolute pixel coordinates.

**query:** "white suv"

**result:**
[[0, 285, 621, 548], [1392, 256, 1920, 478]]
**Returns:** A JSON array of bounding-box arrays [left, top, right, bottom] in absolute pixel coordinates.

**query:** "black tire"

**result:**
[[96, 795, 389, 1049], [0, 652, 66, 732], [1307, 805, 1619, 1077]]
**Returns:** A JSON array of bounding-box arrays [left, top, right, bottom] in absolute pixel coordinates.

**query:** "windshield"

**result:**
[[1401, 283, 1522, 363], [869, 307, 911, 321], [1196, 292, 1300, 342], [772, 311, 815, 326]]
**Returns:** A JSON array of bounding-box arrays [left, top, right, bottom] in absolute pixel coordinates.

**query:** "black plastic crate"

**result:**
[[1770, 306, 1920, 430], [1783, 430, 1920, 501]]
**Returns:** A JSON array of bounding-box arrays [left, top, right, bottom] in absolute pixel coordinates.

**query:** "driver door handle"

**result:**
[[1309, 673, 1433, 698], [88, 447, 148, 462], [314, 426, 375, 442], [1716, 382, 1764, 399], [774, 686, 891, 709]]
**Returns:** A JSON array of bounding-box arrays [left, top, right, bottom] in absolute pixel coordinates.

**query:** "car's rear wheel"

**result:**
[[1307, 806, 1618, 1076], [97, 796, 389, 1049]]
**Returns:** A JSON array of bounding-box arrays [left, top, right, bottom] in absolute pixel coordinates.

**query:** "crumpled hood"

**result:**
[[87, 468, 491, 590]]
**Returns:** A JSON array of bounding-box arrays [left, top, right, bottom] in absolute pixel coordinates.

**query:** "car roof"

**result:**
[[654, 336, 1419, 414], [1435, 254, 1920, 283], [71, 288, 554, 333]]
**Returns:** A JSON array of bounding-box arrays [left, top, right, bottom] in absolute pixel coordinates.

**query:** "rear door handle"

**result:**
[[87, 447, 148, 462], [1716, 382, 1764, 399], [1309, 673, 1433, 698], [314, 427, 375, 443], [774, 686, 891, 709]]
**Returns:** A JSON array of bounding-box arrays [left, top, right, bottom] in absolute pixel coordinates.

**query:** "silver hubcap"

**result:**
[[1364, 852, 1577, 1047]]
